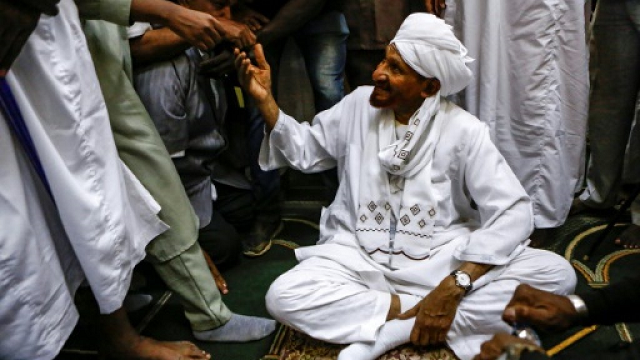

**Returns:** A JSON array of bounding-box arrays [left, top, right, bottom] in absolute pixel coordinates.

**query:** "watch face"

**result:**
[[456, 272, 471, 287]]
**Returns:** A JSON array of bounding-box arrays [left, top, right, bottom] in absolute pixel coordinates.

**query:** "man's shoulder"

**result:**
[[349, 86, 375, 101], [331, 86, 377, 116], [440, 99, 487, 135]]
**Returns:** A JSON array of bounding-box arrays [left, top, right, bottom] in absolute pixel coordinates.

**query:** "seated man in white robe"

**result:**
[[234, 13, 576, 360]]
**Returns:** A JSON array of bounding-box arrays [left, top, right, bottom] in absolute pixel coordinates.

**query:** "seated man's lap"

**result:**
[[266, 246, 575, 346]]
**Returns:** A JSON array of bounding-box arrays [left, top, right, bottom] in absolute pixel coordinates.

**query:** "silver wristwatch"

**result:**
[[450, 270, 473, 293]]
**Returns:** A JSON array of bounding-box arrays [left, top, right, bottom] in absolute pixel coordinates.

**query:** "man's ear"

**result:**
[[421, 78, 441, 98]]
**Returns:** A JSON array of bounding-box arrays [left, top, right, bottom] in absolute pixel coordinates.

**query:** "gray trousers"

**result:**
[[580, 0, 640, 225]]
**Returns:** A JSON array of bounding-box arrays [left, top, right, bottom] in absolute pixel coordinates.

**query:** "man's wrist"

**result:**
[[566, 295, 588, 320], [440, 276, 466, 300]]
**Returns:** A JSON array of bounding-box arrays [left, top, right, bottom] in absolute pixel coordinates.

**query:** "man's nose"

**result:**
[[372, 66, 387, 82]]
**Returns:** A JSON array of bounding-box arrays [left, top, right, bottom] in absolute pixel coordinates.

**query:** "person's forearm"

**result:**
[[438, 262, 493, 298], [256, 0, 325, 45], [256, 94, 280, 131], [130, 28, 190, 66], [130, 0, 185, 26], [458, 262, 493, 283]]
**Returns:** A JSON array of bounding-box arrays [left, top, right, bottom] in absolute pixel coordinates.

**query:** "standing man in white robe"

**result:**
[[0, 0, 224, 358], [443, 0, 589, 242], [234, 13, 576, 360]]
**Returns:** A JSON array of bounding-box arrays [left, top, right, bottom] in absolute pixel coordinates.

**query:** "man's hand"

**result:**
[[165, 6, 223, 51], [473, 333, 544, 360], [234, 43, 279, 130], [234, 44, 272, 104], [215, 18, 256, 50], [425, 0, 447, 18], [0, 1, 41, 77], [200, 49, 236, 79], [502, 284, 579, 332], [233, 6, 270, 32], [397, 276, 464, 346]]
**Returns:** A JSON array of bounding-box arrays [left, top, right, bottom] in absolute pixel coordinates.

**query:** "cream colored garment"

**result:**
[[445, 0, 589, 228], [0, 1, 166, 357]]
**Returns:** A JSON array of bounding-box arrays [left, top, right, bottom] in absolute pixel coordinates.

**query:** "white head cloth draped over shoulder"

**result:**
[[390, 13, 473, 96]]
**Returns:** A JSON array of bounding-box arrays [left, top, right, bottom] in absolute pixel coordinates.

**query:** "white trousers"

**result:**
[[266, 247, 576, 360]]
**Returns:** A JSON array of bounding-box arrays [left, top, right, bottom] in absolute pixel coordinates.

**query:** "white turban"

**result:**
[[391, 13, 473, 96]]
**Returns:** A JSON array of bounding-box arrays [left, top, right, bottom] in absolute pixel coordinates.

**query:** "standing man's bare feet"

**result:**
[[108, 337, 210, 360], [100, 308, 211, 360], [615, 224, 640, 249]]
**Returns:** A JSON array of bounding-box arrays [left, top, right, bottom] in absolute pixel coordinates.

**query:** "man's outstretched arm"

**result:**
[[504, 273, 640, 330], [77, 0, 253, 52]]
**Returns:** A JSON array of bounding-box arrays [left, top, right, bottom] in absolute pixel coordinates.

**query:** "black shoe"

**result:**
[[242, 219, 284, 257]]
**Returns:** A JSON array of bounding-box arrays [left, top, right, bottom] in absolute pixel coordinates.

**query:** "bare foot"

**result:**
[[107, 336, 210, 360], [162, 340, 211, 360], [615, 224, 640, 249], [100, 308, 210, 360]]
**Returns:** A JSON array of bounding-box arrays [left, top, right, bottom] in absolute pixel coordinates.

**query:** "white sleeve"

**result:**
[[453, 123, 533, 266], [127, 21, 152, 39], [258, 89, 362, 173]]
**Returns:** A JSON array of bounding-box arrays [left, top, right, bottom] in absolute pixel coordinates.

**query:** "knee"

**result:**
[[534, 251, 577, 295], [555, 255, 577, 295], [265, 273, 296, 322], [511, 248, 577, 296]]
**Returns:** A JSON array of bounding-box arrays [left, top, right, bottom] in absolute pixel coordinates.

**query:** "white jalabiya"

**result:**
[[261, 88, 576, 360], [356, 95, 443, 264], [444, 0, 589, 228], [0, 1, 167, 358]]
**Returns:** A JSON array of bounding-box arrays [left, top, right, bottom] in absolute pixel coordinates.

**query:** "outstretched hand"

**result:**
[[215, 18, 256, 50], [425, 0, 447, 18], [0, 1, 41, 77], [166, 6, 223, 51], [397, 277, 464, 346], [502, 284, 578, 332], [234, 44, 272, 104]]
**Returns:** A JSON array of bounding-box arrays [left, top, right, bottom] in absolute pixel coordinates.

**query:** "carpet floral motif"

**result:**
[[264, 325, 458, 360]]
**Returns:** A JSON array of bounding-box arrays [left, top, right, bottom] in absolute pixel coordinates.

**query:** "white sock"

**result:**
[[337, 318, 414, 360], [193, 313, 276, 342]]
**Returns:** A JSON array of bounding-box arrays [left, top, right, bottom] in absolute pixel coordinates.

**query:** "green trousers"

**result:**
[[82, 20, 231, 330]]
